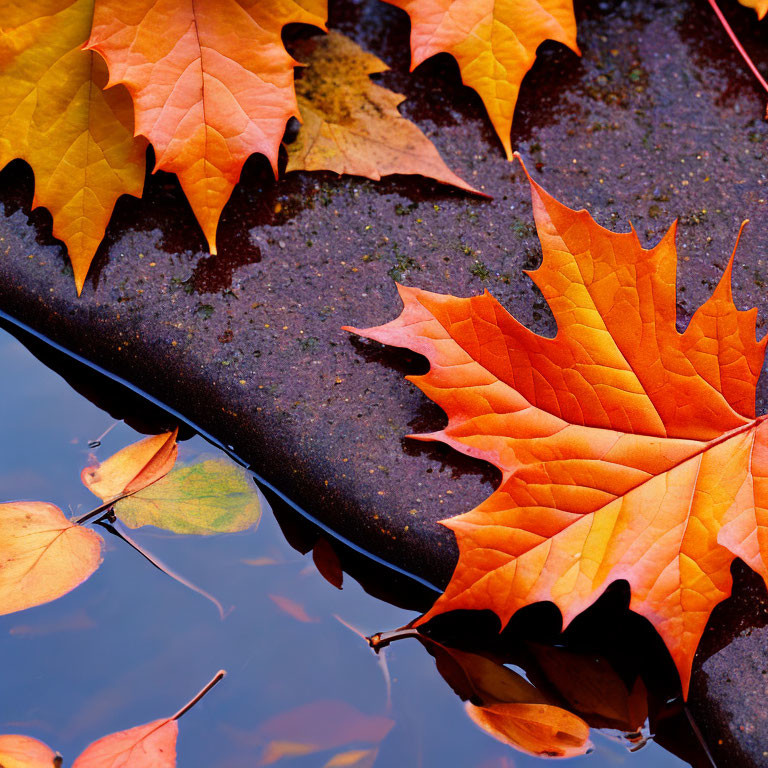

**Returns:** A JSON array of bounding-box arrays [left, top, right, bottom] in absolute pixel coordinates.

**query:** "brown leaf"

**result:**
[[312, 537, 343, 589], [287, 31, 479, 194]]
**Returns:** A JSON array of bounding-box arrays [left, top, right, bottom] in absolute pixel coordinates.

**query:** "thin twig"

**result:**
[[171, 670, 226, 721], [683, 703, 718, 768], [708, 0, 768, 95], [96, 518, 230, 619]]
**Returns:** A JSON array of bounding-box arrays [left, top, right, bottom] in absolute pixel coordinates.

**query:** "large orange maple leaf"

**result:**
[[346, 161, 768, 696], [384, 0, 579, 159], [85, 0, 327, 253]]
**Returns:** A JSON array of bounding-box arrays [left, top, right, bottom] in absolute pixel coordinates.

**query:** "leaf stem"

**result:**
[[708, 0, 768, 96], [171, 670, 226, 721], [71, 499, 117, 526]]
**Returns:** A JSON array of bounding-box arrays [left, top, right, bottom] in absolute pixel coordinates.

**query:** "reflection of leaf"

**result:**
[[370, 626, 589, 758], [72, 719, 178, 768], [0, 733, 59, 768], [312, 537, 343, 590], [465, 701, 589, 759], [530, 644, 648, 732], [254, 700, 393, 767], [114, 457, 261, 535], [82, 430, 178, 502], [288, 31, 476, 194], [323, 748, 378, 768], [350, 157, 768, 697], [0, 502, 102, 616]]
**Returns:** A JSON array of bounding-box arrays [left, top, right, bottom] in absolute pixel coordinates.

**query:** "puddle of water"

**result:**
[[0, 326, 702, 767]]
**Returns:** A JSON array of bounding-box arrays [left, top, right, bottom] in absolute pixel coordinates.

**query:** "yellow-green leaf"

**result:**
[[114, 457, 261, 535]]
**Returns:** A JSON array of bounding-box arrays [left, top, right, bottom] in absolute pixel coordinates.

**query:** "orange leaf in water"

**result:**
[[287, 31, 478, 194], [0, 502, 102, 616], [72, 670, 225, 768], [465, 701, 590, 758], [384, 0, 579, 158], [0, 734, 60, 768], [72, 719, 178, 768], [85, 0, 327, 253], [346, 157, 768, 697], [82, 429, 178, 502]]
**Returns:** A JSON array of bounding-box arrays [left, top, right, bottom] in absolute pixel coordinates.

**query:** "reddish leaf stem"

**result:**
[[708, 0, 768, 96], [171, 670, 227, 721]]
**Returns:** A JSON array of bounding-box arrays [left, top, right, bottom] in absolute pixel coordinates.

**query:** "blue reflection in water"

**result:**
[[0, 329, 691, 768]]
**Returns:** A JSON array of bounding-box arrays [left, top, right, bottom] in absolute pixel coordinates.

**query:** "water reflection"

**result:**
[[0, 325, 705, 767]]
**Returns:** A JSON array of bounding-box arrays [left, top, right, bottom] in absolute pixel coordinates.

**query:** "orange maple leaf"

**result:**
[[384, 0, 579, 159], [85, 0, 327, 253], [346, 158, 768, 696], [738, 0, 768, 19]]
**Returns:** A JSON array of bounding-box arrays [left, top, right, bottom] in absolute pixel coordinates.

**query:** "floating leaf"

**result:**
[[0, 502, 102, 616], [113, 457, 261, 535], [0, 734, 59, 768], [72, 719, 178, 768], [72, 670, 224, 768], [82, 429, 178, 502], [288, 31, 478, 194]]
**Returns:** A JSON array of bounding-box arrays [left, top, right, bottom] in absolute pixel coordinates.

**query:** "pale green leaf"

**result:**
[[114, 457, 261, 535]]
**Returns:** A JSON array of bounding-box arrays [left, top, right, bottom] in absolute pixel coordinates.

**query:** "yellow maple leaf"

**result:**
[[0, 0, 147, 295]]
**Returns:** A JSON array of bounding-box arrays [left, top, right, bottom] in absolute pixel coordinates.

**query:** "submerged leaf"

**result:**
[[323, 748, 378, 768], [113, 457, 261, 535], [0, 734, 59, 768], [82, 430, 178, 502], [465, 701, 590, 758], [0, 502, 102, 616], [269, 594, 317, 624], [288, 31, 477, 194], [254, 700, 393, 767]]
